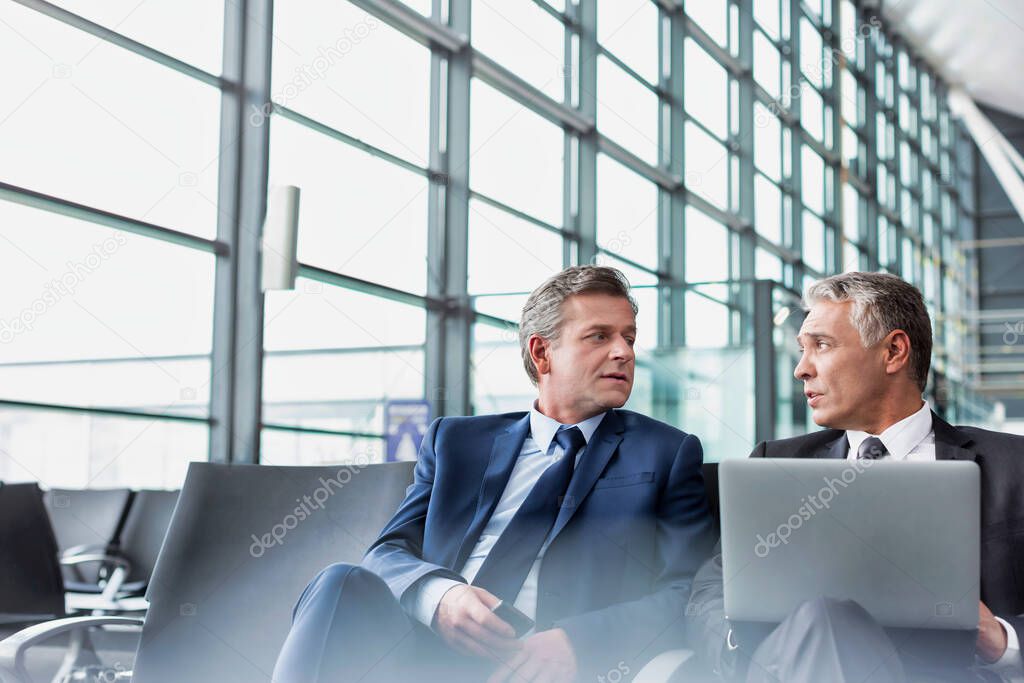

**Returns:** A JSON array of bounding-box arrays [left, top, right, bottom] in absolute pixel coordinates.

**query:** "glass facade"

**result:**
[[0, 0, 988, 482]]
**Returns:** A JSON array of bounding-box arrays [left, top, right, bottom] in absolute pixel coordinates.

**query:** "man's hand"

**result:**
[[977, 600, 1008, 663], [486, 628, 577, 683], [434, 584, 522, 660]]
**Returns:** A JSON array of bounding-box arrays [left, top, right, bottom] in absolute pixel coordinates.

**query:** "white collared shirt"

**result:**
[[845, 401, 1022, 678], [402, 404, 606, 629]]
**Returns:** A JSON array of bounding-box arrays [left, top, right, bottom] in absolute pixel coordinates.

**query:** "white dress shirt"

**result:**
[[845, 401, 1022, 679], [401, 405, 607, 630]]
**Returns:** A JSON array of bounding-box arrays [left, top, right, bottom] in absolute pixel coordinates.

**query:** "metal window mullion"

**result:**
[[210, 0, 273, 464], [425, 0, 472, 418], [788, 0, 805, 288], [828, 0, 843, 273], [664, 6, 686, 348], [735, 0, 757, 342], [860, 4, 881, 270], [574, 0, 598, 266]]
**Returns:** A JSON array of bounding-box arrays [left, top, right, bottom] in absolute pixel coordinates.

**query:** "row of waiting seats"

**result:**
[[0, 483, 178, 681], [0, 463, 722, 683]]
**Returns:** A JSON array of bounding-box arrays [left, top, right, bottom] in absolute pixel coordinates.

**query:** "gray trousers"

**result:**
[[744, 597, 999, 683]]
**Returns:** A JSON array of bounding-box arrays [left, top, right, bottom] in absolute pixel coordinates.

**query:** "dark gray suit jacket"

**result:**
[[686, 412, 1024, 677]]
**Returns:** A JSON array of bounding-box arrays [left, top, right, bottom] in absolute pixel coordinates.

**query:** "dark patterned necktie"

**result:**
[[857, 436, 889, 460], [471, 426, 587, 602]]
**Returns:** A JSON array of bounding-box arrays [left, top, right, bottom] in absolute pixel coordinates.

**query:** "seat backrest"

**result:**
[[117, 489, 179, 584], [0, 482, 65, 626], [132, 461, 414, 683], [44, 488, 132, 584]]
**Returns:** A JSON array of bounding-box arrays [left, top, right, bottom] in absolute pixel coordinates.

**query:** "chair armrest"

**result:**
[[0, 616, 143, 683], [632, 648, 695, 683], [60, 554, 132, 573], [61, 543, 109, 560]]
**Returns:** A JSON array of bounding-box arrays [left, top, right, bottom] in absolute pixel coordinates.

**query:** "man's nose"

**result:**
[[794, 352, 814, 381], [611, 337, 634, 361]]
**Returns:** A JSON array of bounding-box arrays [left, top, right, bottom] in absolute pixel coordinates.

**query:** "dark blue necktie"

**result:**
[[471, 425, 587, 602]]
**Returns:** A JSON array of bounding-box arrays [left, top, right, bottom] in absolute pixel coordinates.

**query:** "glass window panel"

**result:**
[[272, 0, 431, 165], [0, 407, 206, 488], [596, 56, 659, 165], [687, 0, 728, 46], [799, 18, 825, 88], [0, 5, 221, 239], [50, 0, 223, 74], [754, 31, 782, 100], [800, 82, 824, 142], [269, 117, 428, 294], [843, 242, 861, 272], [472, 322, 537, 415], [473, 0, 565, 101], [843, 183, 860, 242], [468, 200, 563, 295], [801, 145, 825, 215], [470, 79, 564, 225], [755, 0, 781, 40], [685, 122, 729, 209], [842, 125, 859, 167], [841, 69, 859, 126], [685, 206, 729, 283], [755, 174, 783, 244], [0, 201, 213, 413], [754, 102, 783, 181], [260, 430, 384, 467], [840, 0, 858, 62], [756, 247, 783, 282], [597, 0, 659, 84], [685, 39, 728, 140], [803, 210, 826, 273], [685, 292, 730, 347], [262, 280, 425, 433], [597, 155, 659, 270]]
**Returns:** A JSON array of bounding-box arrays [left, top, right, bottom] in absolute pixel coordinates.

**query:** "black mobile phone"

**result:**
[[491, 600, 535, 638]]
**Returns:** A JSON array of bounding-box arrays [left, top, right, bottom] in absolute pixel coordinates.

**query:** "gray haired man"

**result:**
[[687, 271, 1024, 682]]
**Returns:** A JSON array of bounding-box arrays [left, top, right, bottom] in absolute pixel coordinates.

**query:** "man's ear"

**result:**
[[883, 329, 912, 377], [528, 335, 551, 377]]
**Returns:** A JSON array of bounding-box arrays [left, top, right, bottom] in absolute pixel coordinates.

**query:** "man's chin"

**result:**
[[600, 389, 631, 409], [810, 407, 848, 430]]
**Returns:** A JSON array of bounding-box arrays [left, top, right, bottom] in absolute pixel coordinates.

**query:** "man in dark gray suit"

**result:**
[[687, 271, 1024, 682]]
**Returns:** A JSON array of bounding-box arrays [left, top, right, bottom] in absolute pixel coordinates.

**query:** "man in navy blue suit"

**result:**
[[273, 265, 715, 682]]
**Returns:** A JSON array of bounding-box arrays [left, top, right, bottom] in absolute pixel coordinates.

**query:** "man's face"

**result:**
[[794, 300, 889, 430], [541, 293, 636, 417]]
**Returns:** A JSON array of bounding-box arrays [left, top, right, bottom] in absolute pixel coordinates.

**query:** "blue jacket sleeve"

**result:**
[[362, 418, 466, 601]]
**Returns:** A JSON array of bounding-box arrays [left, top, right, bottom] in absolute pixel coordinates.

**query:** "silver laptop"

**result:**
[[719, 458, 980, 630]]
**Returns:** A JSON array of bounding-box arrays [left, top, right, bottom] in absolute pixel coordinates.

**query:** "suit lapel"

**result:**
[[454, 414, 531, 569], [547, 410, 624, 543], [823, 433, 848, 459], [931, 411, 977, 462]]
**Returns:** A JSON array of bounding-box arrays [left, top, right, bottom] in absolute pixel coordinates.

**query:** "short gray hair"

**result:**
[[804, 271, 932, 391], [519, 265, 637, 385]]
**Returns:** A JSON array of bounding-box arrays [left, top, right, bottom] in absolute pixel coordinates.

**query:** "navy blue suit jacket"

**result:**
[[363, 408, 716, 674]]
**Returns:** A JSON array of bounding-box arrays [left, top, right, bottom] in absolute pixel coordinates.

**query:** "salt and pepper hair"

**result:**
[[804, 271, 933, 391], [519, 265, 638, 385]]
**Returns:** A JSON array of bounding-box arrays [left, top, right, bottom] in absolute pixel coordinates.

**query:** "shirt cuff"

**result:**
[[400, 575, 464, 629], [981, 617, 1023, 679]]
